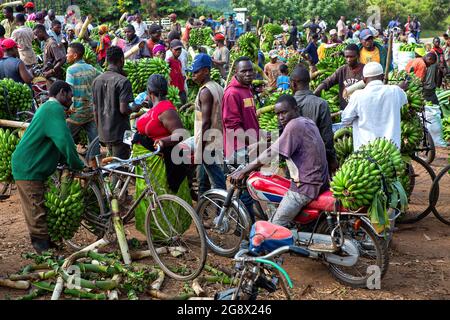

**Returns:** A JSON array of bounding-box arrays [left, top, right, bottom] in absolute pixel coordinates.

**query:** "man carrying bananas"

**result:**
[[11, 81, 85, 253], [341, 62, 407, 151]]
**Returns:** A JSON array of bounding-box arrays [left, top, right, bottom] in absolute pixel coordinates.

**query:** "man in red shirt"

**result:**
[[167, 39, 187, 104]]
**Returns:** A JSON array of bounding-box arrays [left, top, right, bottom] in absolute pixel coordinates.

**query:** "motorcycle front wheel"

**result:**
[[316, 217, 389, 288]]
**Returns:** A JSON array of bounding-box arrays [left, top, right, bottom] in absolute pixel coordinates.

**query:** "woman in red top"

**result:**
[[96, 25, 111, 66], [136, 74, 184, 148]]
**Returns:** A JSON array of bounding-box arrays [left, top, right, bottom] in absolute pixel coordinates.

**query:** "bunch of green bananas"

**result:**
[[189, 27, 214, 47], [25, 21, 36, 29], [357, 138, 405, 185], [258, 112, 279, 131], [0, 79, 33, 120], [287, 53, 308, 74], [442, 116, 450, 142], [32, 39, 42, 55], [179, 109, 194, 135], [320, 84, 340, 120], [261, 23, 283, 52], [167, 85, 182, 107], [210, 68, 222, 83], [323, 44, 346, 58], [72, 39, 99, 66], [264, 89, 292, 106], [45, 177, 85, 242], [123, 58, 170, 95], [399, 43, 424, 52], [237, 32, 259, 61], [0, 128, 20, 182], [401, 114, 423, 155], [186, 78, 200, 104], [311, 56, 346, 90], [334, 135, 353, 166], [331, 155, 382, 209]]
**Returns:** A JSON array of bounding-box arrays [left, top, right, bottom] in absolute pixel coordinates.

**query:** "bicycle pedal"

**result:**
[[308, 243, 337, 253]]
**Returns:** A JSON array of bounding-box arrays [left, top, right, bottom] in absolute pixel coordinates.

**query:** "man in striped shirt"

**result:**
[[65, 42, 101, 165]]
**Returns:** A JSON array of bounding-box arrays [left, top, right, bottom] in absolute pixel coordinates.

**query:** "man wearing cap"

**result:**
[[341, 62, 407, 151], [167, 39, 187, 104], [11, 13, 37, 68], [264, 50, 284, 89], [146, 24, 164, 55], [1, 6, 17, 38], [169, 13, 181, 34], [329, 29, 343, 44], [0, 38, 33, 84], [212, 33, 229, 78], [225, 15, 236, 49], [189, 53, 226, 195], [406, 52, 439, 104], [132, 13, 148, 39], [166, 31, 188, 78], [24, 2, 36, 21], [358, 28, 390, 71], [123, 24, 150, 61]]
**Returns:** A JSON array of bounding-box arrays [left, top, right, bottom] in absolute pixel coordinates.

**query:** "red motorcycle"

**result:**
[[197, 167, 396, 288]]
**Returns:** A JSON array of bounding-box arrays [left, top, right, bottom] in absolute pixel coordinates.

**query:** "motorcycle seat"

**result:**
[[305, 190, 337, 211]]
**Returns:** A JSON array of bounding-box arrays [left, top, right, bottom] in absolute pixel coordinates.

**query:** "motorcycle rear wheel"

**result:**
[[316, 218, 389, 288]]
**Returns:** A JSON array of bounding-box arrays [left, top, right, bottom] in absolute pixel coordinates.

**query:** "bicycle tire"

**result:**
[[64, 180, 108, 251], [397, 155, 436, 224], [196, 189, 251, 257], [84, 135, 102, 162], [429, 164, 450, 225], [416, 129, 436, 164], [145, 194, 207, 281]]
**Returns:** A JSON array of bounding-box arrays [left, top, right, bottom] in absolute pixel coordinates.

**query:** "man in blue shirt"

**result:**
[[302, 33, 319, 66]]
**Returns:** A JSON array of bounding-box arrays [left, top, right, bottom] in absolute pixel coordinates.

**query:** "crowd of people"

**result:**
[[0, 3, 449, 253]]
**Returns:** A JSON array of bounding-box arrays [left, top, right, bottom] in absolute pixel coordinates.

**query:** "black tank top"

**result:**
[[0, 57, 23, 83]]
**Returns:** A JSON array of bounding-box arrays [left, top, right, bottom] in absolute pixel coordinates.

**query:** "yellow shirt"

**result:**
[[359, 47, 381, 64], [318, 43, 327, 60]]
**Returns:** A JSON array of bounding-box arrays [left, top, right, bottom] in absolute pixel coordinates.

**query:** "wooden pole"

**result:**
[[384, 32, 393, 84], [78, 15, 93, 40], [0, 119, 29, 129]]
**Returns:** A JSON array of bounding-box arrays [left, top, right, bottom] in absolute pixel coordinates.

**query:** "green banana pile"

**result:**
[[45, 175, 85, 242], [323, 44, 346, 58], [401, 114, 423, 154], [286, 53, 308, 74], [258, 111, 279, 131], [0, 79, 33, 120], [261, 23, 283, 52], [331, 138, 407, 230], [320, 84, 340, 119], [333, 127, 353, 166], [0, 128, 20, 182], [210, 68, 222, 83], [123, 58, 170, 96], [167, 85, 182, 107], [179, 109, 194, 136], [443, 116, 450, 142], [310, 56, 346, 89], [189, 27, 214, 47], [237, 32, 259, 61], [399, 43, 424, 52], [25, 21, 36, 29]]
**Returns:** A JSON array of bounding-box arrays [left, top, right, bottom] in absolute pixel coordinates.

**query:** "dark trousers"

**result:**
[[16, 180, 48, 240], [198, 163, 226, 195], [423, 88, 439, 105], [105, 141, 131, 160]]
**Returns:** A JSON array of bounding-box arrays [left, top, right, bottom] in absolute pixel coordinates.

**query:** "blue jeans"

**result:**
[[198, 163, 226, 195], [240, 190, 256, 224]]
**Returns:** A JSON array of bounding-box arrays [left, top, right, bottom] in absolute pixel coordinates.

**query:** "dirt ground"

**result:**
[[1, 148, 450, 300]]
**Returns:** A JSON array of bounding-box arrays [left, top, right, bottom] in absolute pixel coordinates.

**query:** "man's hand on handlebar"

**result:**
[[229, 167, 250, 185]]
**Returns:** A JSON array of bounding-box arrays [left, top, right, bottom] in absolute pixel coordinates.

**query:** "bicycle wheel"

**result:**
[[196, 189, 251, 257], [397, 155, 436, 224], [65, 180, 108, 251], [145, 194, 207, 281], [84, 136, 104, 162], [416, 129, 436, 164], [429, 164, 450, 225]]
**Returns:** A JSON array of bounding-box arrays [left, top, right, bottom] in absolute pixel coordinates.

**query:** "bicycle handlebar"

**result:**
[[234, 245, 310, 263]]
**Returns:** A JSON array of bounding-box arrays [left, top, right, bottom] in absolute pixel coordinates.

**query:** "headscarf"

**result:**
[[96, 25, 110, 54], [98, 25, 109, 35], [152, 44, 166, 56]]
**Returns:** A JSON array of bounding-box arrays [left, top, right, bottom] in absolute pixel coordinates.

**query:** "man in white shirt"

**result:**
[[318, 17, 327, 33], [341, 62, 407, 151], [131, 13, 148, 39], [336, 16, 347, 41]]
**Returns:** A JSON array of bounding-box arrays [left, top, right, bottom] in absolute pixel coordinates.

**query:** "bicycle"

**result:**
[[415, 108, 436, 164], [215, 244, 295, 300], [65, 144, 207, 281]]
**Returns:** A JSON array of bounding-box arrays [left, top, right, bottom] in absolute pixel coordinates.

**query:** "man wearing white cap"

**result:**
[[341, 62, 407, 151], [264, 50, 284, 89], [329, 29, 342, 44]]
